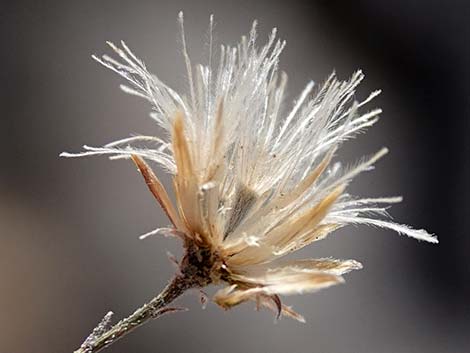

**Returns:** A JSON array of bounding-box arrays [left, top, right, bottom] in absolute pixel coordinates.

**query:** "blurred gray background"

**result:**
[[1, 0, 469, 352]]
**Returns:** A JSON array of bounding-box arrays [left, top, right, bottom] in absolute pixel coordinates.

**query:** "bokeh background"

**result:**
[[1, 1, 469, 352]]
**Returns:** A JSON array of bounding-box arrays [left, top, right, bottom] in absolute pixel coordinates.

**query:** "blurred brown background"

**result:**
[[1, 1, 469, 352]]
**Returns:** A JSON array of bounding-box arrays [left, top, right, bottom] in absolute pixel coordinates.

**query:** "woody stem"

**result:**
[[73, 274, 194, 353]]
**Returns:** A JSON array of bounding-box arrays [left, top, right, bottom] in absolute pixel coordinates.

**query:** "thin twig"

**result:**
[[74, 275, 193, 353]]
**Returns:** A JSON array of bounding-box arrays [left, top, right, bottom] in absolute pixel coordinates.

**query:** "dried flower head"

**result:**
[[62, 13, 437, 324]]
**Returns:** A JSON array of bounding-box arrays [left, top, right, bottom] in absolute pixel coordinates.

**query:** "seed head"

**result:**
[[61, 13, 437, 322]]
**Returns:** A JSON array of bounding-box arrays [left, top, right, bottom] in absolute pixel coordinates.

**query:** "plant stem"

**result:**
[[74, 275, 193, 353]]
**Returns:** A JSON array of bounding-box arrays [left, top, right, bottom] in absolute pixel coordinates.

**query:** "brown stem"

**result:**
[[74, 275, 193, 353]]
